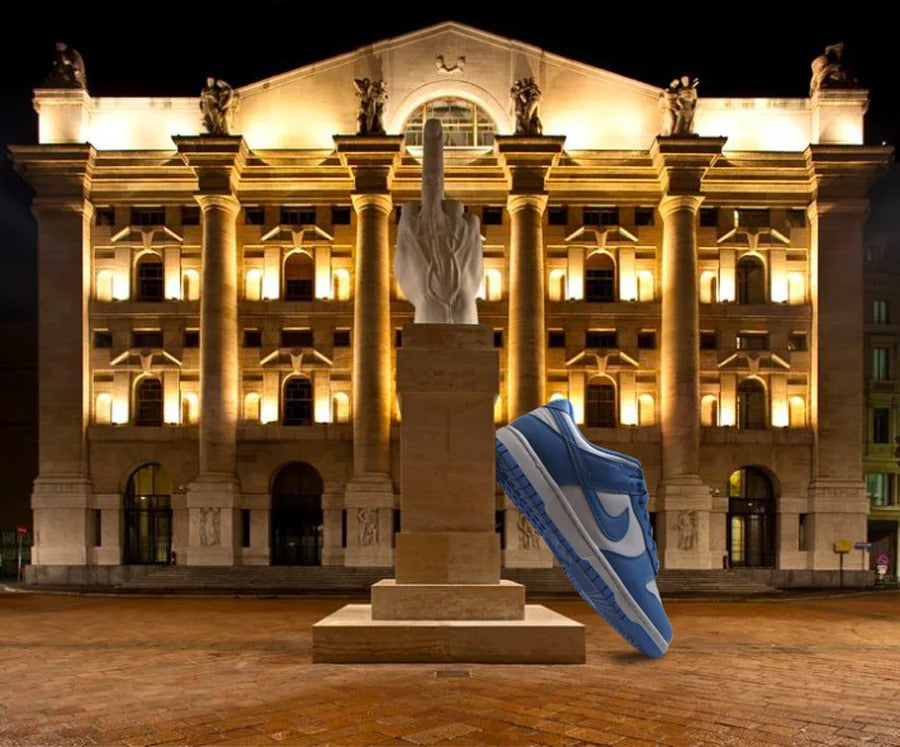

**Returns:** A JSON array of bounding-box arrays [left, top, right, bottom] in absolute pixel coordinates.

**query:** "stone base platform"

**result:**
[[312, 603, 585, 663], [370, 579, 524, 620]]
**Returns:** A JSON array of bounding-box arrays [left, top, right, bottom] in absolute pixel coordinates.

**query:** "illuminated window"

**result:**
[[182, 270, 200, 301], [95, 393, 113, 425], [283, 377, 313, 426], [789, 396, 806, 428], [332, 269, 350, 301], [701, 395, 719, 426], [873, 347, 890, 381], [181, 393, 199, 425], [135, 377, 163, 427], [637, 270, 655, 302], [96, 270, 113, 301], [245, 269, 263, 301], [244, 392, 261, 422], [874, 299, 890, 324], [638, 394, 655, 426], [403, 97, 496, 148], [332, 392, 350, 423], [699, 271, 717, 304], [586, 378, 616, 428], [867, 473, 894, 507], [548, 269, 567, 301]]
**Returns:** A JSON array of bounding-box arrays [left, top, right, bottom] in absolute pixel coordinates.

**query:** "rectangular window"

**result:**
[[738, 208, 769, 228], [547, 206, 568, 226], [585, 267, 615, 303], [281, 329, 312, 348], [280, 206, 316, 225], [867, 472, 893, 507], [341, 509, 348, 548], [874, 299, 890, 324], [736, 333, 769, 351], [136, 258, 164, 302], [700, 331, 718, 350], [493, 329, 503, 348], [331, 205, 352, 225], [873, 347, 890, 381], [333, 329, 351, 347], [244, 206, 265, 225], [395, 328, 403, 348], [180, 206, 200, 226], [241, 509, 251, 548], [132, 330, 163, 349], [586, 381, 616, 428], [392, 509, 401, 548], [583, 206, 618, 226], [92, 509, 102, 547], [495, 510, 506, 551], [586, 331, 618, 349], [699, 207, 718, 227], [873, 407, 891, 444], [637, 332, 657, 349], [243, 329, 262, 348], [787, 209, 807, 228], [93, 330, 113, 349], [788, 332, 808, 352], [183, 330, 200, 348], [482, 206, 504, 225], [548, 330, 566, 348], [798, 514, 809, 551], [95, 207, 115, 226], [634, 207, 655, 226], [131, 207, 166, 226]]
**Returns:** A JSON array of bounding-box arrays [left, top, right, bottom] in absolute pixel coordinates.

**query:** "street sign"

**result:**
[[834, 540, 853, 554], [853, 541, 871, 550]]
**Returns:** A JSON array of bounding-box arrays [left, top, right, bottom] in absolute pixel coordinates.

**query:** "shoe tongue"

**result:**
[[544, 398, 575, 419]]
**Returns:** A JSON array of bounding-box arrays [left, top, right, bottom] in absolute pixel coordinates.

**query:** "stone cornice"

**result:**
[[650, 136, 726, 195], [494, 135, 566, 195], [804, 144, 893, 201], [333, 135, 404, 194], [173, 135, 249, 195], [8, 143, 96, 198]]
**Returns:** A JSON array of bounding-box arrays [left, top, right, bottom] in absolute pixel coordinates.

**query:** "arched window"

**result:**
[[699, 271, 718, 304], [727, 466, 776, 568], [283, 376, 313, 426], [244, 392, 261, 422], [789, 395, 806, 427], [586, 378, 616, 428], [245, 269, 263, 301], [736, 255, 766, 305], [332, 269, 350, 301], [135, 377, 163, 427], [181, 392, 198, 425], [548, 269, 567, 301], [283, 252, 314, 301], [135, 254, 164, 302], [637, 270, 655, 302], [124, 463, 172, 565], [701, 394, 719, 427], [182, 270, 200, 301], [585, 253, 615, 303], [95, 393, 113, 424], [737, 379, 766, 430], [638, 394, 655, 426], [96, 270, 113, 301], [331, 391, 350, 423], [403, 97, 497, 148]]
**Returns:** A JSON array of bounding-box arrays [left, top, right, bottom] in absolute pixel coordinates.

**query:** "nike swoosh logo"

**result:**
[[547, 407, 631, 543]]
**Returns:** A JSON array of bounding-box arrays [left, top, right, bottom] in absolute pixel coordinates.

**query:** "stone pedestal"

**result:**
[[313, 323, 584, 663]]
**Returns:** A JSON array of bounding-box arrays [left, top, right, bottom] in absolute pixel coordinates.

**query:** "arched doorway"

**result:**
[[727, 466, 776, 568], [271, 462, 323, 566], [123, 463, 172, 564]]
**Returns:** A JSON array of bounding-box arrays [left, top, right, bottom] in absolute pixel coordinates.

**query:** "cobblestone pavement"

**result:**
[[1, 591, 898, 746]]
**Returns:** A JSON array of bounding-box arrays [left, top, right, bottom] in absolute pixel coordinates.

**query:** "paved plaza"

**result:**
[[1, 591, 899, 746]]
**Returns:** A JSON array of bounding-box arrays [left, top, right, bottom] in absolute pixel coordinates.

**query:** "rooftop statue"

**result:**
[[395, 119, 483, 324], [200, 78, 239, 135], [511, 77, 543, 136], [43, 43, 87, 89], [810, 43, 859, 95], [659, 76, 699, 136], [354, 77, 387, 135]]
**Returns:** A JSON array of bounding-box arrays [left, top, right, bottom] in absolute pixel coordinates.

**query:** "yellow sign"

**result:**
[[834, 540, 853, 554]]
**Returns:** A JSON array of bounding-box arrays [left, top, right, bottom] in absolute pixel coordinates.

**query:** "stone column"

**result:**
[[334, 136, 404, 567], [494, 136, 565, 420], [806, 145, 891, 569], [10, 145, 96, 570], [174, 136, 247, 566], [651, 136, 725, 569]]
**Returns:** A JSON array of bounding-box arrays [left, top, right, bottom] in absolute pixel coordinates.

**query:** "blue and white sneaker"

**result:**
[[495, 398, 671, 657]]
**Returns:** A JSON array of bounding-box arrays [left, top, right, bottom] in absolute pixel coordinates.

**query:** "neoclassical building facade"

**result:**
[[11, 23, 891, 583]]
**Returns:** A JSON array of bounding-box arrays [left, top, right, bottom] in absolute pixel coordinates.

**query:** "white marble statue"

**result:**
[[395, 119, 483, 324]]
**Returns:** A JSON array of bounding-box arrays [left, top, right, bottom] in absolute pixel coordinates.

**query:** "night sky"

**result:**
[[0, 5, 896, 318]]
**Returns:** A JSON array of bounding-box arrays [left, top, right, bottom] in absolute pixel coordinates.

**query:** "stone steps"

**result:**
[[116, 566, 777, 595]]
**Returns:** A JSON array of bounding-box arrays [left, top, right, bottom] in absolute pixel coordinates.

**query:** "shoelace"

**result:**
[[633, 478, 659, 571]]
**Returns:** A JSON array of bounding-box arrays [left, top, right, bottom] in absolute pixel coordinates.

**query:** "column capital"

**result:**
[[333, 135, 404, 193], [196, 193, 241, 214], [506, 193, 549, 215], [650, 136, 725, 195], [805, 144, 892, 202], [173, 135, 248, 194], [351, 192, 393, 215], [9, 143, 96, 199], [494, 135, 565, 194], [658, 194, 704, 218]]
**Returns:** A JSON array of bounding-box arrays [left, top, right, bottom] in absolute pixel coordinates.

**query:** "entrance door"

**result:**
[[727, 466, 776, 568], [271, 462, 323, 566], [123, 463, 172, 564]]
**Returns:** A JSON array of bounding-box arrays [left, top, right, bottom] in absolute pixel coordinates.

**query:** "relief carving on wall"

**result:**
[[677, 510, 697, 551], [517, 512, 540, 550], [357, 507, 379, 547], [199, 507, 221, 547]]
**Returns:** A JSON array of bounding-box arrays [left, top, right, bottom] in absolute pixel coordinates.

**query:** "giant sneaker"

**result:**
[[495, 398, 671, 657]]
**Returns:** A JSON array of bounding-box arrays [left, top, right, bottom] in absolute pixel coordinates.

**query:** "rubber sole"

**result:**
[[496, 432, 668, 658]]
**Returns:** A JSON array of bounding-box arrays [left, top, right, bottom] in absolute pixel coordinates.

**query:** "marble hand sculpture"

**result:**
[[395, 119, 484, 324]]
